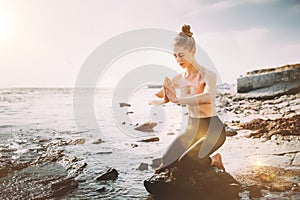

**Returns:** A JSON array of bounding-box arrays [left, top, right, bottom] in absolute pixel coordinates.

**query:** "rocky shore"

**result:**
[[146, 64, 300, 199], [212, 65, 300, 199]]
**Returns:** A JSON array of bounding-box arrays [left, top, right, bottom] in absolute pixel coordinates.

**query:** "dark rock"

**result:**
[[137, 163, 148, 171], [247, 184, 262, 199], [119, 102, 131, 107], [131, 143, 138, 148], [144, 166, 242, 200], [139, 137, 159, 143], [167, 132, 175, 135], [235, 81, 300, 100], [126, 111, 134, 114], [50, 177, 78, 198], [96, 168, 119, 181], [225, 127, 238, 137], [0, 160, 31, 178], [92, 139, 104, 144], [96, 186, 106, 192], [134, 122, 157, 132], [150, 158, 162, 169]]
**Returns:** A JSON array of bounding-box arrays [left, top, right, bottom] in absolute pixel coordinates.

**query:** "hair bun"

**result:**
[[180, 24, 193, 37]]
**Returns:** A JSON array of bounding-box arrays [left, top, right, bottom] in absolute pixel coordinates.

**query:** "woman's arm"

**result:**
[[165, 71, 217, 106], [149, 74, 180, 105], [148, 87, 169, 105]]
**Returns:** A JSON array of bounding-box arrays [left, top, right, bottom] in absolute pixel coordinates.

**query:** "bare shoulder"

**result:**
[[202, 68, 217, 82]]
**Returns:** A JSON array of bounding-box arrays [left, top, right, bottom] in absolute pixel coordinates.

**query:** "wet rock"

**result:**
[[74, 174, 87, 183], [64, 155, 77, 163], [236, 166, 300, 193], [0, 160, 31, 178], [92, 139, 104, 144], [134, 122, 157, 132], [144, 166, 241, 199], [167, 132, 175, 135], [247, 184, 262, 198], [137, 163, 148, 171], [76, 162, 87, 170], [50, 177, 78, 198], [139, 137, 159, 143], [150, 158, 162, 169], [119, 102, 131, 107], [96, 186, 106, 192], [225, 127, 238, 137], [96, 168, 119, 181]]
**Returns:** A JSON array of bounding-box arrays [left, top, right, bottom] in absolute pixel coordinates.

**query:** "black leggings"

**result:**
[[161, 115, 226, 171]]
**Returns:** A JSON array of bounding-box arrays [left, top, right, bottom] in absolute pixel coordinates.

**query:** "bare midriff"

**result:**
[[178, 70, 217, 118]]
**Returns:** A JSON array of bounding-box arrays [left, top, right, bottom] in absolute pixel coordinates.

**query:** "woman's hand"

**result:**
[[164, 77, 178, 103], [148, 84, 170, 106], [148, 99, 166, 105]]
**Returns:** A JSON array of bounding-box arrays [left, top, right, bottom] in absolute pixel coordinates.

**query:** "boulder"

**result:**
[[236, 63, 300, 100], [144, 166, 242, 200], [96, 168, 119, 181]]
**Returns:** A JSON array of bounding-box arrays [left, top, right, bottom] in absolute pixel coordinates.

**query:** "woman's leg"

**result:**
[[156, 118, 198, 173], [178, 116, 226, 171], [157, 116, 226, 172]]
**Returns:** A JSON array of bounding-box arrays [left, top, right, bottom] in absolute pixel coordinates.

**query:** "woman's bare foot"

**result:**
[[211, 153, 225, 172]]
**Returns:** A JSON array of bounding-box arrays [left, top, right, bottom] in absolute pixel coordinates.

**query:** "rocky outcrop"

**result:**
[[144, 166, 242, 200], [236, 64, 300, 99]]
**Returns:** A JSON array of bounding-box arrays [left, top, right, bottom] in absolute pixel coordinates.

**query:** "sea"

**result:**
[[0, 87, 188, 199]]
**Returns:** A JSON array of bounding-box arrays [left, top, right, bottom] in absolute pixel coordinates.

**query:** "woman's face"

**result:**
[[173, 45, 195, 69]]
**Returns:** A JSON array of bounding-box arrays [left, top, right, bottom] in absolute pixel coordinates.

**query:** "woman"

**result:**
[[149, 24, 226, 173]]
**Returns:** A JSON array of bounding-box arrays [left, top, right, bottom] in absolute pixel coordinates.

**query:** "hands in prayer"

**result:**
[[148, 77, 178, 106], [164, 77, 178, 103]]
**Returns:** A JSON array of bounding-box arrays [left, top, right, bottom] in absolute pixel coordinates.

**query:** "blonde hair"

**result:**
[[173, 24, 195, 52]]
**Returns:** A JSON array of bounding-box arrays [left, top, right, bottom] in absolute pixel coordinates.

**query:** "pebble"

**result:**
[[138, 137, 159, 142], [119, 102, 131, 107], [96, 168, 119, 181], [137, 163, 148, 171], [92, 139, 104, 144]]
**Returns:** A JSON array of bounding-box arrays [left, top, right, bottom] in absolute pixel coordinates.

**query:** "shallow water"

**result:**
[[0, 88, 187, 199], [1, 88, 299, 199]]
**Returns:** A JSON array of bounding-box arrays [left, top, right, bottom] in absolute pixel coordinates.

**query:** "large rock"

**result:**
[[144, 166, 242, 200], [237, 63, 300, 93], [236, 63, 300, 99]]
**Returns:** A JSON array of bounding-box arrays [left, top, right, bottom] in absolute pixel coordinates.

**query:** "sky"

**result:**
[[0, 0, 299, 88]]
